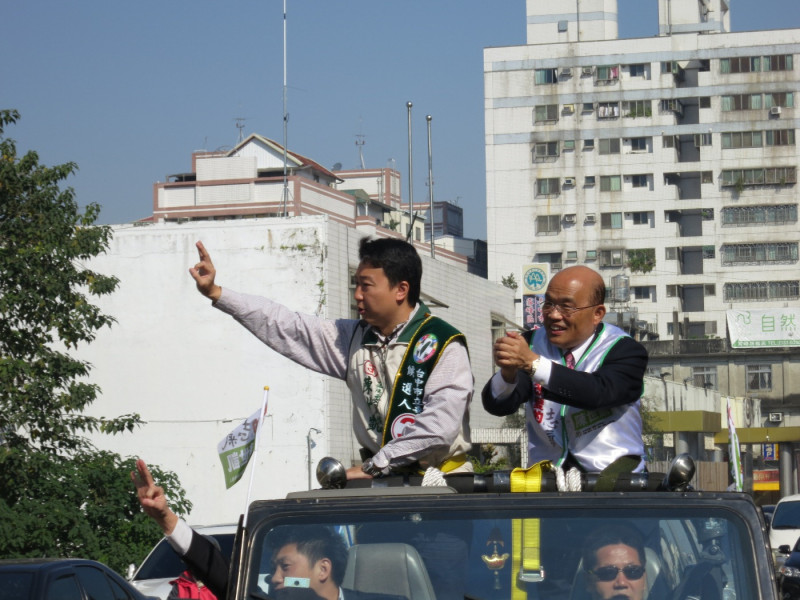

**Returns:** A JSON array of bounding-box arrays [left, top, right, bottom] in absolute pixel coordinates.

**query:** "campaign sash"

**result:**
[[380, 315, 465, 446]]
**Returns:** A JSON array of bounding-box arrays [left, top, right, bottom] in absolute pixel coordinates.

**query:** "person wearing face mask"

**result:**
[[482, 265, 648, 474]]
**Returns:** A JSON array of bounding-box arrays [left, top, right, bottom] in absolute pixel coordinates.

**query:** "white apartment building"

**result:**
[[484, 0, 799, 419]]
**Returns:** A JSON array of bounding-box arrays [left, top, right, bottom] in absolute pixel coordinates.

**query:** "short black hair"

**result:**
[[582, 525, 646, 571], [591, 278, 607, 307], [270, 525, 349, 587], [358, 237, 422, 307]]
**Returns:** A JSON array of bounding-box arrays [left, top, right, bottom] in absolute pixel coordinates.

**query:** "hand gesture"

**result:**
[[189, 241, 222, 301], [131, 458, 179, 535], [494, 331, 538, 383]]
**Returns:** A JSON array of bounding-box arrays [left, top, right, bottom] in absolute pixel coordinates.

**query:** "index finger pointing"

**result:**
[[196, 240, 210, 262], [134, 458, 155, 488]]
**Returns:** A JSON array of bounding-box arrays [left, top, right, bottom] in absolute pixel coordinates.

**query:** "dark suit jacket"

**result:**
[[482, 327, 648, 415]]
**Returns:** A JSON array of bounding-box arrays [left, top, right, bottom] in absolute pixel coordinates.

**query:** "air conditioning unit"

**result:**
[[585, 214, 597, 224], [560, 67, 572, 77], [582, 66, 594, 76], [770, 106, 782, 116], [769, 412, 784, 423], [563, 104, 575, 114], [564, 177, 576, 186], [564, 213, 577, 223]]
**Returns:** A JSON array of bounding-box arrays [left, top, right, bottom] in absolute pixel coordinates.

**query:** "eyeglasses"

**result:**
[[541, 301, 601, 316], [586, 564, 646, 582]]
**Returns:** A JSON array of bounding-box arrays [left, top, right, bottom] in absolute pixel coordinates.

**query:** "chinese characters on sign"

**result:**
[[727, 308, 799, 348], [521, 264, 549, 330]]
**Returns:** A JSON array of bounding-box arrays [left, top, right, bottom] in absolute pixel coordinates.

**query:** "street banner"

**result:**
[[727, 308, 800, 348], [521, 264, 549, 329], [218, 387, 269, 489], [727, 398, 743, 492]]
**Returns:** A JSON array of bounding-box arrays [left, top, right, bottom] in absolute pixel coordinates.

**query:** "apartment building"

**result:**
[[484, 0, 799, 421]]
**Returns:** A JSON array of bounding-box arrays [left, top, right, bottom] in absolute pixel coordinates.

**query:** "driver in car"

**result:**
[[582, 526, 647, 600]]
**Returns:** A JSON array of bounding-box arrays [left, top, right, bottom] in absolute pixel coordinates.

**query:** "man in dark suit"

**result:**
[[482, 266, 648, 473], [132, 460, 400, 600]]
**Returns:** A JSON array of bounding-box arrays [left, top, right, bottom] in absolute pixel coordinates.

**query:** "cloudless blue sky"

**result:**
[[2, 1, 798, 239]]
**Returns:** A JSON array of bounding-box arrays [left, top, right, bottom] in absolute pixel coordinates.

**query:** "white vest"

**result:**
[[525, 324, 645, 472]]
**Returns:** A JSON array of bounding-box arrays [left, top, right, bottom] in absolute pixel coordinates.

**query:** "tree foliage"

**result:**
[[0, 110, 190, 572]]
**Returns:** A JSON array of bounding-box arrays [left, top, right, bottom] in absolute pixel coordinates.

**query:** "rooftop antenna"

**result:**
[[406, 101, 414, 242], [355, 133, 366, 170], [426, 115, 435, 259], [281, 0, 289, 217], [234, 117, 247, 144]]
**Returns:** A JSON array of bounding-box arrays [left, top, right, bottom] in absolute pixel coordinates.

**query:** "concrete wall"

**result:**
[[79, 216, 515, 525]]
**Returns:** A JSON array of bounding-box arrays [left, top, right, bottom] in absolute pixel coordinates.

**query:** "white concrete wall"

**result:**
[[80, 216, 515, 525]]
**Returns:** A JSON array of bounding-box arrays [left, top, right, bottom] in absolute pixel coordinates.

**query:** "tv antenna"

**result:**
[[234, 117, 248, 143]]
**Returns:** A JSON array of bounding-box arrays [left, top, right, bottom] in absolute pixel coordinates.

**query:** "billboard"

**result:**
[[727, 308, 800, 348]]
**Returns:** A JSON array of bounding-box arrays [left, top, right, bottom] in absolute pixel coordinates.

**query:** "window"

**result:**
[[536, 215, 561, 234], [724, 280, 800, 301], [702, 171, 713, 184], [721, 94, 762, 111], [600, 175, 621, 192], [660, 99, 683, 115], [583, 139, 595, 150], [582, 102, 594, 113], [722, 54, 794, 73], [598, 249, 624, 267], [563, 139, 575, 151], [746, 364, 772, 392], [721, 242, 798, 265], [536, 178, 560, 196], [721, 131, 762, 149], [597, 102, 620, 119], [699, 96, 711, 108], [534, 68, 558, 84], [766, 130, 795, 146], [601, 212, 623, 229], [704, 284, 716, 297], [598, 138, 620, 154], [722, 204, 798, 225], [585, 250, 597, 261], [628, 63, 646, 77], [631, 211, 649, 225], [702, 245, 715, 259], [766, 54, 793, 71], [534, 142, 559, 159], [694, 133, 712, 147], [765, 92, 794, 108], [584, 176, 596, 187], [631, 174, 649, 188], [566, 250, 578, 261], [661, 61, 677, 74], [632, 286, 652, 300], [693, 366, 718, 390], [662, 135, 677, 148], [534, 104, 559, 122], [665, 247, 678, 260], [622, 100, 651, 117], [630, 137, 648, 152], [595, 65, 619, 81], [666, 284, 678, 297], [721, 167, 797, 187]]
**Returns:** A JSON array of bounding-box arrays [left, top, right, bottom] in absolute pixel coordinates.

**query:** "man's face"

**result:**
[[543, 270, 605, 350], [353, 264, 408, 334], [587, 544, 647, 600], [271, 543, 325, 595]]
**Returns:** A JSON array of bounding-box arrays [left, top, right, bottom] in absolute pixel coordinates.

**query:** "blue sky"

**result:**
[[2, 1, 798, 239]]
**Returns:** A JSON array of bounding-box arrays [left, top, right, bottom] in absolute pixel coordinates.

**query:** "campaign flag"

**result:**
[[218, 388, 269, 489], [727, 398, 743, 492]]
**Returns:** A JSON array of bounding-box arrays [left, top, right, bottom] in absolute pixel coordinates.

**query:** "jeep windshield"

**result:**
[[240, 491, 769, 600]]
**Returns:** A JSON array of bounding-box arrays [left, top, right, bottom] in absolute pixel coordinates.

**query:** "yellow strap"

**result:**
[[510, 461, 550, 599], [438, 455, 467, 473]]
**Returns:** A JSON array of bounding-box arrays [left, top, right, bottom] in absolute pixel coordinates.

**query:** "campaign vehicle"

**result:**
[[207, 455, 779, 600], [0, 557, 157, 600]]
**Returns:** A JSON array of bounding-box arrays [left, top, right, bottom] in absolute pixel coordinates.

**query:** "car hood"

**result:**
[[770, 528, 800, 551], [131, 577, 173, 600]]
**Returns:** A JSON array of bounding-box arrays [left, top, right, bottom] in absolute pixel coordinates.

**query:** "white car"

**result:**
[[128, 524, 236, 600], [770, 494, 800, 568]]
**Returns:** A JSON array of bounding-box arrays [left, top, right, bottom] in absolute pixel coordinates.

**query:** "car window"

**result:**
[[107, 572, 134, 600], [135, 533, 235, 580], [773, 501, 800, 528], [76, 565, 114, 600], [0, 572, 34, 600], [47, 574, 83, 600], [248, 506, 760, 600]]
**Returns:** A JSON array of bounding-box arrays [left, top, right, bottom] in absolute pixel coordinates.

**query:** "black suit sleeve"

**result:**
[[182, 531, 230, 600], [482, 337, 648, 413]]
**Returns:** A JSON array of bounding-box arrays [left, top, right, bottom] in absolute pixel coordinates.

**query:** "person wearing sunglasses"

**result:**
[[481, 265, 648, 474], [582, 526, 648, 600]]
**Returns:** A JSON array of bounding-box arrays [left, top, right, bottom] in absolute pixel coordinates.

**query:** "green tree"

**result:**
[[0, 110, 190, 572]]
